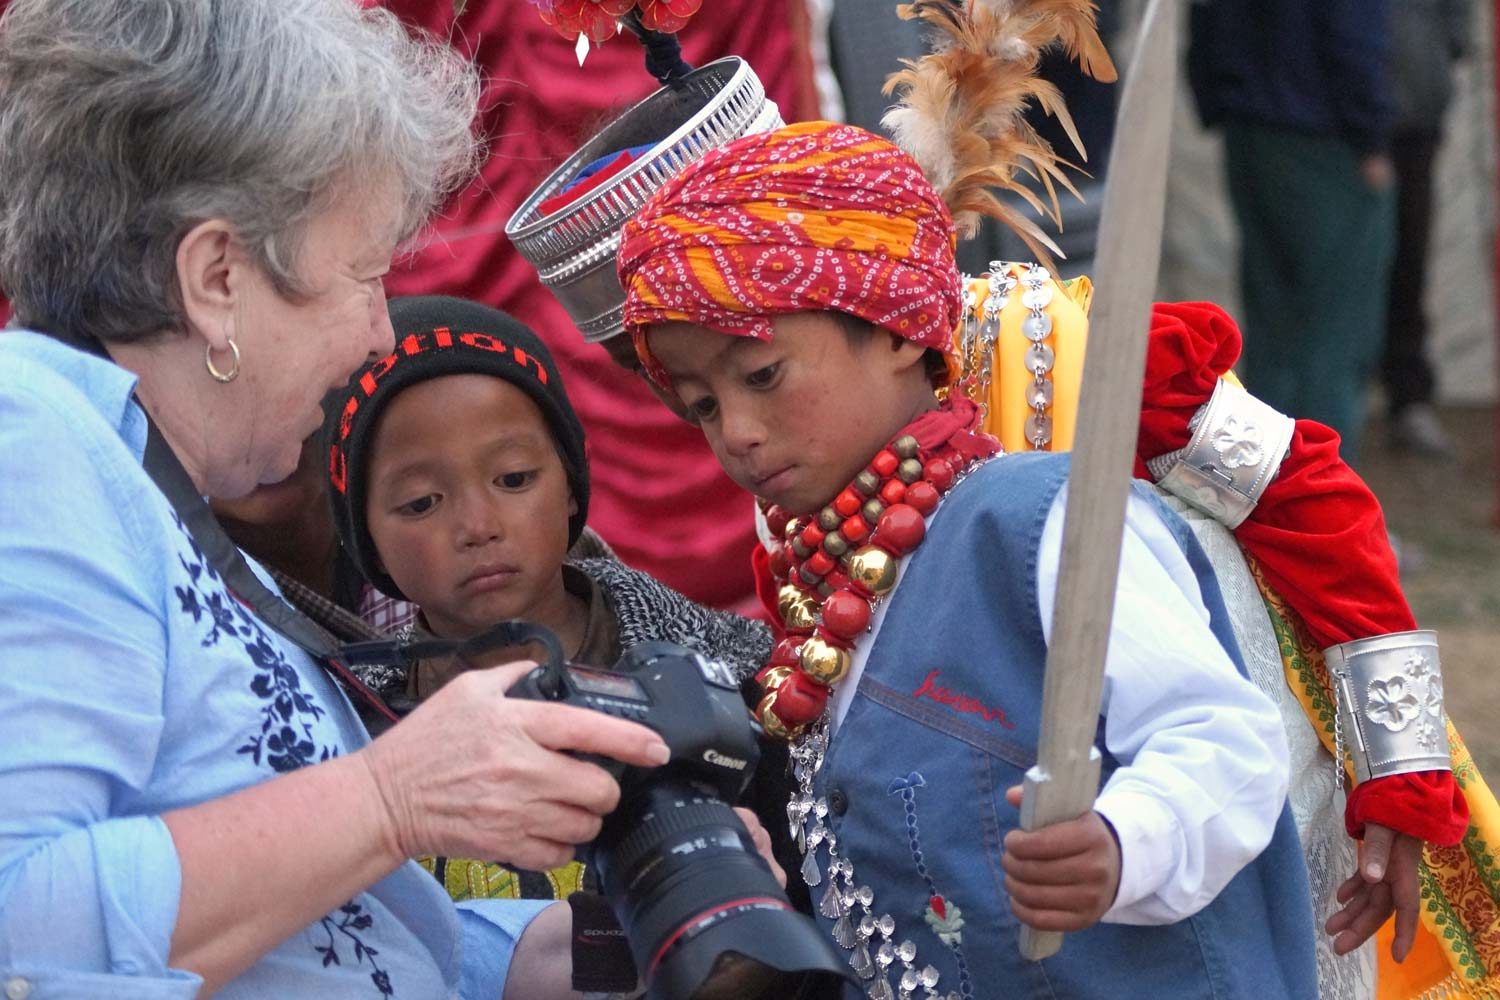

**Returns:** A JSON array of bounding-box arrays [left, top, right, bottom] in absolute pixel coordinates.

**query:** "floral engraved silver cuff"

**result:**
[[1149, 379, 1295, 529], [1324, 631, 1450, 784]]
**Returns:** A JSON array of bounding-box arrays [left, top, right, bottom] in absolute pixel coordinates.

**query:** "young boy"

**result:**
[[323, 295, 784, 915], [616, 122, 1319, 996]]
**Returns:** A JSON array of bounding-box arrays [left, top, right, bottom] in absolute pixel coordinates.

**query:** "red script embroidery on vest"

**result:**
[[911, 670, 1016, 730]]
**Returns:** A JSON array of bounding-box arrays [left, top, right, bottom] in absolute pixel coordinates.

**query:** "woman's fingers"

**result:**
[[734, 806, 785, 888], [505, 837, 584, 874], [514, 800, 606, 848], [517, 749, 623, 817], [487, 660, 671, 769], [520, 701, 670, 770], [361, 665, 665, 860]]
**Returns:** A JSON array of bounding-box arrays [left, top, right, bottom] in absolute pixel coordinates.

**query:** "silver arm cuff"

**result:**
[[1147, 379, 1296, 529], [1324, 631, 1450, 783]]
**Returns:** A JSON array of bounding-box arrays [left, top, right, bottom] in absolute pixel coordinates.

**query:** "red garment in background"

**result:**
[[1139, 301, 1465, 845], [377, 2, 819, 612]]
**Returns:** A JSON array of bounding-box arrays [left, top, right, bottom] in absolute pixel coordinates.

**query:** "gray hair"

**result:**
[[0, 0, 481, 343]]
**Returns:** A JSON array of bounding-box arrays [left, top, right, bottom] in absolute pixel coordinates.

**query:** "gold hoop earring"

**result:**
[[206, 337, 241, 383]]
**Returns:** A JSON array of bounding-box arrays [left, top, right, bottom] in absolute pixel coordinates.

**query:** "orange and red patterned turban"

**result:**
[[617, 121, 963, 374]]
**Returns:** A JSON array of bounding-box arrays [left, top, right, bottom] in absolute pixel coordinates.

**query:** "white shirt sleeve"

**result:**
[[1036, 485, 1291, 925]]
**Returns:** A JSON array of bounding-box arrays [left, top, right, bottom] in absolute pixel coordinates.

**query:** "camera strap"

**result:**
[[337, 620, 567, 685], [140, 419, 404, 726]]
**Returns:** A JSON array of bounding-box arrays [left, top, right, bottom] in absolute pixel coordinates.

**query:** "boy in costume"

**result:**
[[617, 119, 1318, 998]]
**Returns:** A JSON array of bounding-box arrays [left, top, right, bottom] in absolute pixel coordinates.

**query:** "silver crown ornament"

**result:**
[[505, 56, 782, 343]]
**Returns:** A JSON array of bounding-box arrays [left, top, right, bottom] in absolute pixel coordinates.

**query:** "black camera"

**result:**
[[506, 633, 850, 1000]]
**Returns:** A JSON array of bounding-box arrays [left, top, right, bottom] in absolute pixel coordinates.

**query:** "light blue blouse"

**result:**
[[0, 332, 549, 1000]]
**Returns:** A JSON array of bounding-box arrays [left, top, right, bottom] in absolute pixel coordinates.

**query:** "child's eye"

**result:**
[[687, 395, 719, 421], [745, 363, 781, 389], [497, 470, 538, 491], [396, 494, 437, 517]]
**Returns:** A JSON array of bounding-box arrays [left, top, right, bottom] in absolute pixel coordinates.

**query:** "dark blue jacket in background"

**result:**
[[1187, 0, 1395, 155]]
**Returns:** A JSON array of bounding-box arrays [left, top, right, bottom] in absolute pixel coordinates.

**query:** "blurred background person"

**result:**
[[1381, 0, 1474, 457], [1188, 0, 1398, 463]]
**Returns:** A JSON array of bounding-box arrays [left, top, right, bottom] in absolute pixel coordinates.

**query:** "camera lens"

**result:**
[[592, 782, 850, 999]]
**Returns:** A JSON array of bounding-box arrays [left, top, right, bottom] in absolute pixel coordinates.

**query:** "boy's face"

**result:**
[[647, 313, 933, 515], [365, 374, 576, 639]]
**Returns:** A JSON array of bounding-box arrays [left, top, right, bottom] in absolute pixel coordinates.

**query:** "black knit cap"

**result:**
[[326, 295, 589, 601]]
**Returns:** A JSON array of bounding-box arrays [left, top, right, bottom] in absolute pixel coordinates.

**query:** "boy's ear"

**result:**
[[568, 493, 579, 518], [885, 332, 930, 375]]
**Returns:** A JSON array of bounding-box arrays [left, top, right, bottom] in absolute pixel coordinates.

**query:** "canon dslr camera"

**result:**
[[507, 634, 849, 1000]]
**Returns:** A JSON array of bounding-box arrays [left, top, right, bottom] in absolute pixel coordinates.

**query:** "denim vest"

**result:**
[[811, 453, 1317, 999]]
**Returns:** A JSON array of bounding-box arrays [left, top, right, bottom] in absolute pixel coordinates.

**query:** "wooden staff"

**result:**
[[1017, 0, 1181, 961]]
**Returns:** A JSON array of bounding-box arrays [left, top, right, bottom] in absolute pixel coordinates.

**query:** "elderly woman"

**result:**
[[0, 2, 674, 997]]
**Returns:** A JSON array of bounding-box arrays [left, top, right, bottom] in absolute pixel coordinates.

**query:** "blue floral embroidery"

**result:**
[[166, 515, 334, 771], [169, 517, 390, 994], [316, 901, 394, 996], [889, 772, 976, 1000], [172, 531, 242, 648], [240, 631, 331, 772]]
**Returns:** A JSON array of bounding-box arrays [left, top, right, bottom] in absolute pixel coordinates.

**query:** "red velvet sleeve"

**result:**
[[1136, 301, 1467, 846]]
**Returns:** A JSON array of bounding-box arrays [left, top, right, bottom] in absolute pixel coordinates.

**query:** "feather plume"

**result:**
[[882, 0, 1117, 265]]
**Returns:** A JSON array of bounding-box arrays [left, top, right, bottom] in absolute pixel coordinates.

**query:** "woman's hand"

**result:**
[[360, 660, 671, 871], [1325, 823, 1423, 961], [734, 806, 786, 888]]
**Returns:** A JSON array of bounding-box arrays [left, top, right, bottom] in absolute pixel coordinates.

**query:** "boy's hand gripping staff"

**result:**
[[1017, 0, 1180, 962]]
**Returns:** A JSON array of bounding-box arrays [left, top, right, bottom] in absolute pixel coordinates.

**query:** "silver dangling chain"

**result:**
[[788, 719, 959, 1000], [1012, 263, 1056, 450]]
